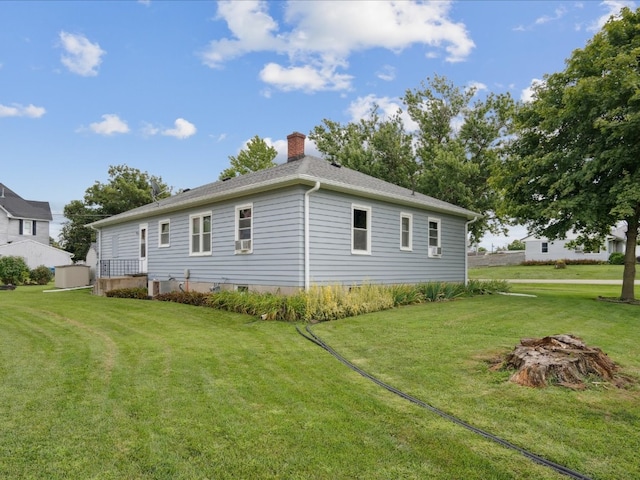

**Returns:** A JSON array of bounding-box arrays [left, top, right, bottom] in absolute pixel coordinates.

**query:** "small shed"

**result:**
[[55, 264, 90, 289]]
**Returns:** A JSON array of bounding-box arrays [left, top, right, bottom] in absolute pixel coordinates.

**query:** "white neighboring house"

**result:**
[[0, 239, 73, 269], [0, 182, 73, 269], [523, 225, 638, 262]]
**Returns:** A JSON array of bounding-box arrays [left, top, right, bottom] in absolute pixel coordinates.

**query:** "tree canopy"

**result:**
[[218, 135, 278, 180], [310, 75, 516, 244], [497, 8, 640, 300], [60, 165, 170, 261]]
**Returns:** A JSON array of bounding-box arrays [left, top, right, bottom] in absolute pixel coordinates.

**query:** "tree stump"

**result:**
[[503, 334, 621, 389]]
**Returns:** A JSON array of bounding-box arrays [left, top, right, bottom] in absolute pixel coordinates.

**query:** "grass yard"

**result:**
[[469, 264, 626, 280], [1, 284, 638, 479]]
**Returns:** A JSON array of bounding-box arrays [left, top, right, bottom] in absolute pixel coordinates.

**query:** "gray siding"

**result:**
[[98, 186, 469, 289], [100, 186, 306, 287], [307, 190, 467, 285]]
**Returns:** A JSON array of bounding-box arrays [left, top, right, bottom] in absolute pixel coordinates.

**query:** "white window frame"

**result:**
[[400, 213, 413, 251], [158, 219, 170, 248], [189, 211, 212, 256], [541, 242, 549, 254], [427, 217, 442, 258], [351, 204, 371, 255], [22, 220, 33, 236], [235, 203, 253, 254]]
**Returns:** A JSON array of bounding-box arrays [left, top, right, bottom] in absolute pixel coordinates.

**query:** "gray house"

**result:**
[[0, 183, 73, 269], [0, 183, 52, 246], [89, 133, 479, 295]]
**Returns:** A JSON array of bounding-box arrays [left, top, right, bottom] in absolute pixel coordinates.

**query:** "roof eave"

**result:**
[[89, 172, 479, 228]]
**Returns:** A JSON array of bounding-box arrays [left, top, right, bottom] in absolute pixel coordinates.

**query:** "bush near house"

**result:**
[[608, 252, 625, 265], [0, 256, 30, 285], [152, 281, 509, 322], [29, 265, 54, 285], [105, 287, 150, 299], [521, 259, 606, 266]]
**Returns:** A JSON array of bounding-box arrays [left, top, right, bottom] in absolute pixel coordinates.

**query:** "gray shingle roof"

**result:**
[[0, 183, 53, 220], [90, 156, 479, 227]]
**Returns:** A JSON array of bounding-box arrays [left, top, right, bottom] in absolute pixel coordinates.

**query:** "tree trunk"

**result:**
[[621, 213, 638, 301], [504, 335, 620, 389]]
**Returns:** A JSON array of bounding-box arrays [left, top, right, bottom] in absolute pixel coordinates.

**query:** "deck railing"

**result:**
[[99, 259, 143, 278]]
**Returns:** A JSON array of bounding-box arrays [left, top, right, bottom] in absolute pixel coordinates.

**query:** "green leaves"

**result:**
[[498, 7, 640, 299], [218, 135, 277, 180]]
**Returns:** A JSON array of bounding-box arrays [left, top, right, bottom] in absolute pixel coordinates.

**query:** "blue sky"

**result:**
[[1, 0, 635, 248]]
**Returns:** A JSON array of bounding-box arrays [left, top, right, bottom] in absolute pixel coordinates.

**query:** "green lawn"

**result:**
[[469, 263, 626, 280], [1, 284, 638, 479]]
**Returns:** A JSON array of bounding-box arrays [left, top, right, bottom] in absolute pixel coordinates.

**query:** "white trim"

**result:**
[[351, 204, 371, 255], [189, 211, 212, 256], [400, 212, 413, 251], [235, 203, 253, 254], [158, 219, 170, 248], [428, 217, 441, 258]]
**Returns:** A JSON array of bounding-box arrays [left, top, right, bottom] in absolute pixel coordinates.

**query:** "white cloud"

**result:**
[[346, 94, 418, 132], [59, 31, 106, 76], [535, 6, 567, 25], [162, 118, 197, 139], [89, 114, 129, 135], [140, 122, 160, 137], [376, 65, 396, 82], [202, 0, 474, 92], [588, 0, 635, 31], [467, 81, 488, 95], [259, 62, 352, 92], [0, 103, 46, 118], [521, 78, 544, 103]]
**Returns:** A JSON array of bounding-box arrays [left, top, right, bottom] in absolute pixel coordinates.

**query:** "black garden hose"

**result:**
[[296, 324, 593, 480]]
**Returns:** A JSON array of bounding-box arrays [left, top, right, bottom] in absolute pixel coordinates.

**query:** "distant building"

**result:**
[[0, 183, 73, 269]]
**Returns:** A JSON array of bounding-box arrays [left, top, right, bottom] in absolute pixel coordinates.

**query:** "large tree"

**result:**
[[497, 8, 640, 300], [219, 135, 277, 180], [310, 75, 515, 244], [61, 165, 170, 261]]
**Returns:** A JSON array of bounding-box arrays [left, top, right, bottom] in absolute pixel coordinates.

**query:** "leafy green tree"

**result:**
[[310, 75, 516, 244], [507, 239, 526, 251], [0, 256, 29, 285], [60, 166, 170, 261], [497, 8, 640, 300], [310, 109, 417, 190], [219, 135, 278, 180]]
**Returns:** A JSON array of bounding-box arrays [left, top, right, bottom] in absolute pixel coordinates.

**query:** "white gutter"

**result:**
[[304, 181, 321, 291], [465, 216, 479, 285]]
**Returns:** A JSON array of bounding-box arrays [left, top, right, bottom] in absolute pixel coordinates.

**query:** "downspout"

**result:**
[[465, 216, 479, 285], [304, 181, 321, 291]]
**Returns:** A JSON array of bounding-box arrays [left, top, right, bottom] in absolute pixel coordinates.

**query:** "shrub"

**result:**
[[105, 287, 150, 299], [521, 259, 606, 266], [30, 265, 54, 285], [151, 281, 510, 322], [555, 260, 567, 269], [608, 252, 625, 265], [0, 256, 30, 285], [155, 290, 208, 305]]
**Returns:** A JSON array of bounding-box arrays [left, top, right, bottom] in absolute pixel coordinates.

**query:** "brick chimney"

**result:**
[[287, 132, 306, 162]]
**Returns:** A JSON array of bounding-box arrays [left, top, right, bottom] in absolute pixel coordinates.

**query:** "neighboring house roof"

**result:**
[[0, 183, 53, 220], [89, 155, 480, 228], [522, 225, 626, 243]]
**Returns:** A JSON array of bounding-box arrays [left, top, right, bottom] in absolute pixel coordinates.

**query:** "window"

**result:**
[[428, 217, 441, 257], [352, 205, 371, 254], [158, 220, 170, 247], [541, 242, 548, 253], [235, 204, 253, 253], [400, 213, 412, 251], [20, 219, 35, 236], [190, 212, 212, 255]]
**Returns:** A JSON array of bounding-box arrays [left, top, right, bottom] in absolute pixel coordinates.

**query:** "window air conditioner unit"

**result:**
[[429, 246, 442, 256], [235, 239, 252, 252]]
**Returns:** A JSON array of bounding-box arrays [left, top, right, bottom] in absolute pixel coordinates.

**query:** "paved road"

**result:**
[[493, 279, 640, 285]]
